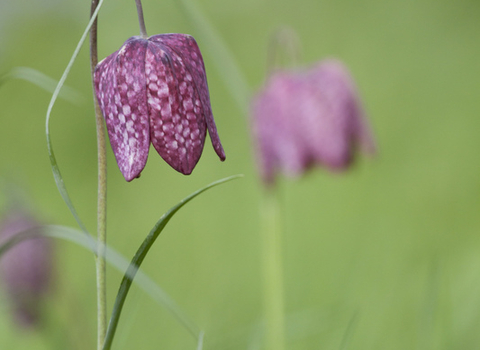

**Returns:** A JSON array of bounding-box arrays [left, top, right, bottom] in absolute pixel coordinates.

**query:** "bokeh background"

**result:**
[[1, 0, 480, 349]]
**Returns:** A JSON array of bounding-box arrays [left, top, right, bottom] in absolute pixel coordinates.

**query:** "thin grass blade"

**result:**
[[103, 174, 242, 350], [45, 0, 105, 235], [197, 331, 205, 350], [0, 224, 198, 338], [339, 311, 359, 350], [0, 67, 83, 104]]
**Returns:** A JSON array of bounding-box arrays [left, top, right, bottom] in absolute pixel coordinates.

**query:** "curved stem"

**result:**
[[135, 0, 148, 38], [89, 1, 108, 349], [266, 26, 301, 76]]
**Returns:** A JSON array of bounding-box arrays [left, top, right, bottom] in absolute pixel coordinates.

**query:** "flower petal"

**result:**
[[150, 34, 226, 162], [252, 73, 309, 183], [0, 210, 53, 329], [251, 59, 375, 185], [305, 60, 374, 169], [94, 37, 150, 181], [146, 37, 207, 174]]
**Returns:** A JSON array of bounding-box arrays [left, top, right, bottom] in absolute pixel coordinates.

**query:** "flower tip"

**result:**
[[214, 143, 226, 162], [119, 161, 145, 182], [219, 152, 226, 162], [124, 172, 141, 182]]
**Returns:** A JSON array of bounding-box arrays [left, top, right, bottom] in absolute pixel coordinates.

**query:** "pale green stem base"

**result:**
[[89, 1, 108, 346], [261, 190, 286, 350], [95, 97, 108, 350]]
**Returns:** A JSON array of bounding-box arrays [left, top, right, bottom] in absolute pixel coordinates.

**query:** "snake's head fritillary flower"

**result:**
[[94, 34, 225, 181], [0, 210, 53, 329], [252, 59, 375, 185]]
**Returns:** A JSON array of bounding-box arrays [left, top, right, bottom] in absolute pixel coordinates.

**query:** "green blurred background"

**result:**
[[1, 0, 480, 348]]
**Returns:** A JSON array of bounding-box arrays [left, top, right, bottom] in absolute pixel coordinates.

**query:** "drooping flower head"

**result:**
[[251, 59, 375, 185], [94, 34, 225, 181], [0, 210, 54, 329]]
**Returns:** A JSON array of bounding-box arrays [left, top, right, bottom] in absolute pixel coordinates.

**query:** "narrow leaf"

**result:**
[[0, 67, 83, 104], [197, 331, 205, 350], [339, 311, 359, 350], [0, 224, 197, 337], [45, 0, 105, 234], [103, 174, 243, 350]]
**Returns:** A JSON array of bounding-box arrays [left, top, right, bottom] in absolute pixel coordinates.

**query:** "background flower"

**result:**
[[252, 59, 375, 185], [0, 210, 53, 329]]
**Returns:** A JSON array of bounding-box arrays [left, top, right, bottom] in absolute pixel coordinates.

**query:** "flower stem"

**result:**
[[89, 1, 108, 349], [135, 0, 148, 39], [266, 27, 301, 76], [261, 189, 286, 350]]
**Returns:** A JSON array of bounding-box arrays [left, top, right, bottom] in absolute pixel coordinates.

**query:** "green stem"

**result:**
[[261, 189, 286, 350], [135, 0, 148, 38], [266, 26, 301, 75], [89, 1, 108, 349]]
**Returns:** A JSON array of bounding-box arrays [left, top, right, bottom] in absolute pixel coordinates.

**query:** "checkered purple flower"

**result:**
[[0, 210, 53, 329], [94, 34, 225, 181], [252, 59, 375, 185]]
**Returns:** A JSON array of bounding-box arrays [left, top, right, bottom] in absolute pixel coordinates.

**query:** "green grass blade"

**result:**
[[45, 0, 105, 235], [0, 67, 83, 104], [177, 0, 250, 115], [197, 331, 205, 350], [339, 311, 359, 350], [0, 224, 198, 339], [103, 174, 243, 350], [46, 144, 90, 234]]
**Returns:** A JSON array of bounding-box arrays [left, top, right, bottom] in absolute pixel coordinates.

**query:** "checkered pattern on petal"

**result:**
[[150, 34, 225, 162], [146, 40, 206, 174], [251, 59, 375, 185], [94, 37, 150, 181], [94, 33, 226, 180]]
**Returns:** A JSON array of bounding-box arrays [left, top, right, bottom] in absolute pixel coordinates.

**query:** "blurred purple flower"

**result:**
[[251, 59, 376, 185], [0, 210, 53, 329], [94, 33, 225, 181]]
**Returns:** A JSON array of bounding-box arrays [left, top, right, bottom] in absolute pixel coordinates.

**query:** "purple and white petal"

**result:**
[[95, 33, 226, 180], [308, 60, 375, 168], [150, 34, 225, 162], [252, 72, 309, 183], [0, 210, 53, 328], [146, 38, 206, 174], [95, 37, 150, 181], [297, 63, 352, 169], [251, 58, 375, 185]]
